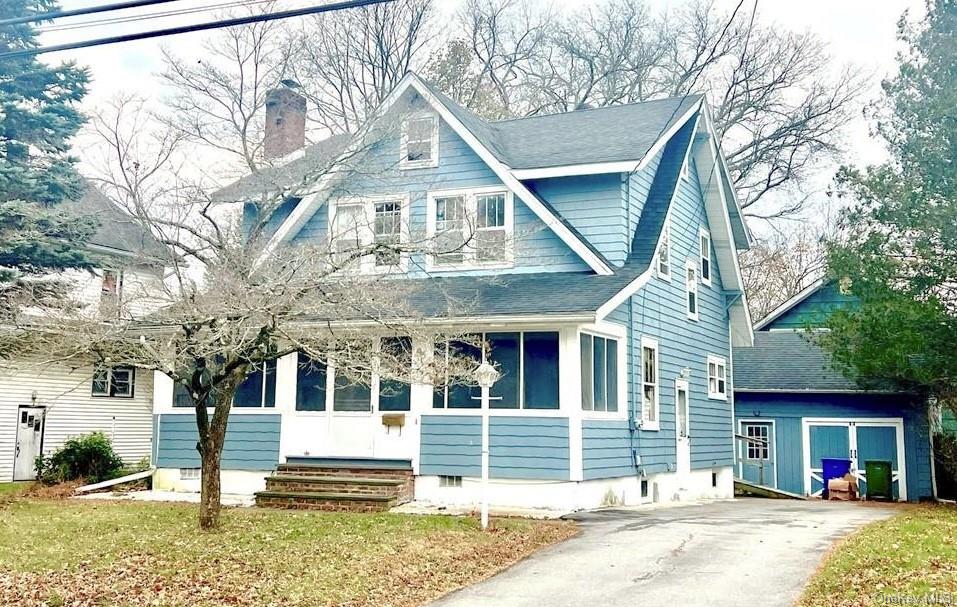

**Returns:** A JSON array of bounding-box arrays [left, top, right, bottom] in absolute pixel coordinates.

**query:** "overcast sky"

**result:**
[[42, 0, 924, 223]]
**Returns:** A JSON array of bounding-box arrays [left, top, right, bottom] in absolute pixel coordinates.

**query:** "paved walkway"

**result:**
[[431, 498, 895, 607]]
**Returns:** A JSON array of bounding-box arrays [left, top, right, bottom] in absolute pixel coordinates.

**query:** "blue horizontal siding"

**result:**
[[489, 416, 569, 480], [734, 393, 933, 501], [290, 93, 586, 275], [419, 415, 569, 480], [155, 413, 280, 471], [419, 415, 482, 477], [582, 419, 634, 480]]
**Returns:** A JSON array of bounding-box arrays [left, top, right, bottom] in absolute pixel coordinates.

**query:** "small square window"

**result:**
[[707, 356, 727, 400], [92, 366, 134, 398]]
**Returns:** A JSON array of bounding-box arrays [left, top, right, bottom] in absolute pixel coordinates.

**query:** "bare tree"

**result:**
[[159, 5, 293, 177], [740, 224, 829, 321], [429, 0, 866, 221], [287, 0, 434, 134]]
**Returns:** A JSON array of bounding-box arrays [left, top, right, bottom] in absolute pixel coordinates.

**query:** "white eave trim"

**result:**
[[259, 73, 614, 276], [510, 100, 703, 181], [752, 279, 826, 331]]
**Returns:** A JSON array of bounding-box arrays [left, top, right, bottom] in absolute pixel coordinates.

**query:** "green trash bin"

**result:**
[[865, 460, 893, 501]]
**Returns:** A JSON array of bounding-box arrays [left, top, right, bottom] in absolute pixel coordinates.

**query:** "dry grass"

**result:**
[[0, 498, 576, 607], [799, 504, 957, 607]]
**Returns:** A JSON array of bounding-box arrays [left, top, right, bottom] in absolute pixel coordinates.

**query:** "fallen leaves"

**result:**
[[799, 504, 957, 607], [0, 499, 577, 607]]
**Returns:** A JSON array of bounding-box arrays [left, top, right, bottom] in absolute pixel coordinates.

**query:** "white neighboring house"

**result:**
[[0, 185, 168, 482]]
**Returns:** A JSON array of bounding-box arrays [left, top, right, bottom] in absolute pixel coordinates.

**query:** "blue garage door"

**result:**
[[856, 425, 901, 500], [808, 424, 850, 496]]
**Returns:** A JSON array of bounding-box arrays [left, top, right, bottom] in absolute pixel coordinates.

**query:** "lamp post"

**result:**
[[474, 362, 499, 531]]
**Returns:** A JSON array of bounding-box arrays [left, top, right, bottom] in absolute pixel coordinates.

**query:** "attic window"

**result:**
[[401, 114, 438, 169]]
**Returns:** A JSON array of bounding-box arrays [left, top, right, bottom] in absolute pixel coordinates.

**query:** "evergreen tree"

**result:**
[[0, 0, 96, 297], [821, 0, 957, 402]]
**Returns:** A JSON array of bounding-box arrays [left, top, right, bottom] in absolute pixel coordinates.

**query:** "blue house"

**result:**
[[150, 73, 753, 511], [733, 280, 936, 502]]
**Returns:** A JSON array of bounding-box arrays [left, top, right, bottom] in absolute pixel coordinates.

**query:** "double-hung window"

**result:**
[[433, 332, 559, 410], [329, 198, 406, 272], [640, 338, 659, 429], [686, 260, 699, 320], [707, 355, 727, 400], [580, 333, 618, 413], [700, 229, 711, 285], [92, 366, 134, 398], [433, 195, 468, 265], [401, 114, 438, 168], [429, 189, 513, 268], [656, 221, 671, 279]]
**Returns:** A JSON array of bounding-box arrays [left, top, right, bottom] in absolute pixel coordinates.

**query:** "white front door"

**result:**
[[675, 379, 691, 485], [14, 406, 45, 481]]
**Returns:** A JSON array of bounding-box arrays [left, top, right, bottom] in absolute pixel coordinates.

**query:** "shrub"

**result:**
[[35, 432, 124, 485]]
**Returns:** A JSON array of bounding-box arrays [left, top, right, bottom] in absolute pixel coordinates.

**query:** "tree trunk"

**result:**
[[199, 441, 223, 529], [197, 385, 234, 530]]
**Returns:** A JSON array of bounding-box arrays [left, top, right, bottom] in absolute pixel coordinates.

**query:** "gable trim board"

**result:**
[[510, 100, 703, 181], [754, 279, 826, 331], [260, 73, 615, 276]]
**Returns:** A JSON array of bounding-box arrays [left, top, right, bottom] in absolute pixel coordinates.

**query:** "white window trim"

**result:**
[[699, 228, 712, 287], [327, 195, 411, 274], [425, 186, 514, 271], [578, 328, 626, 419], [680, 156, 690, 181], [655, 220, 671, 281], [686, 259, 699, 321], [399, 112, 440, 170], [639, 336, 660, 431], [707, 355, 728, 400]]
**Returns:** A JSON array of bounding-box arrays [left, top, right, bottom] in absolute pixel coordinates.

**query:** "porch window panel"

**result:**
[[296, 353, 327, 411], [593, 336, 607, 411], [445, 338, 481, 409], [580, 334, 594, 410], [173, 382, 193, 408], [605, 341, 618, 412], [333, 372, 372, 412], [522, 332, 559, 410], [487, 332, 520, 409], [234, 362, 271, 407], [379, 337, 412, 412]]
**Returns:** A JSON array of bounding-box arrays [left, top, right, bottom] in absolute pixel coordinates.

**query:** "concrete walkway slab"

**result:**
[[430, 498, 895, 607]]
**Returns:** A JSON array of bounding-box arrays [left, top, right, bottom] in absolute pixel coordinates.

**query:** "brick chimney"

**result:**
[[264, 84, 306, 159]]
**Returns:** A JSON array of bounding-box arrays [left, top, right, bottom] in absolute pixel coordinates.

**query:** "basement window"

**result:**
[[439, 475, 462, 488], [179, 468, 201, 480]]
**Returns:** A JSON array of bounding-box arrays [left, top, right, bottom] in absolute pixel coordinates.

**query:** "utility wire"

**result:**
[[0, 0, 180, 27], [0, 0, 393, 58], [38, 0, 277, 33]]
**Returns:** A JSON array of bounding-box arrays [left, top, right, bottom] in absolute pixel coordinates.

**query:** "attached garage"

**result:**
[[732, 282, 935, 502]]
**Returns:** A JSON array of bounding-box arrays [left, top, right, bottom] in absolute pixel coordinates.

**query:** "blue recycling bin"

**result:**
[[821, 458, 852, 498]]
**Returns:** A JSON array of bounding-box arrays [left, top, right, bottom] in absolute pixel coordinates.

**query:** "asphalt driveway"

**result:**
[[431, 498, 895, 607]]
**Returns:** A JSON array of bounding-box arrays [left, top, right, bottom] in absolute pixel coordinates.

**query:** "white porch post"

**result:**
[[474, 362, 499, 531]]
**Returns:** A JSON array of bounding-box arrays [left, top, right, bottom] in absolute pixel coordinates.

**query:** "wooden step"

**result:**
[[255, 490, 397, 512]]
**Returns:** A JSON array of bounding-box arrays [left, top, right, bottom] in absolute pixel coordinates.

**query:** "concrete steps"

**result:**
[[255, 458, 414, 512]]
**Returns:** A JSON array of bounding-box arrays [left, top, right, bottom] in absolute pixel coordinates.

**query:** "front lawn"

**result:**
[[800, 504, 957, 607], [0, 498, 576, 606]]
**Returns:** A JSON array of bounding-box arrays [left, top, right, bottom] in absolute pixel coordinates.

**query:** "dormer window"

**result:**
[[329, 197, 409, 273], [401, 114, 438, 169], [427, 187, 513, 270]]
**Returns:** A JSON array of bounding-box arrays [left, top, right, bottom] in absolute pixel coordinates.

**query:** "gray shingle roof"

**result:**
[[733, 331, 861, 392], [428, 82, 703, 171], [65, 184, 168, 262]]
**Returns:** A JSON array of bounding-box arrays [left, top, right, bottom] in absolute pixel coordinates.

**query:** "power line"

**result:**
[[38, 0, 277, 33], [0, 0, 393, 59], [0, 0, 180, 27]]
